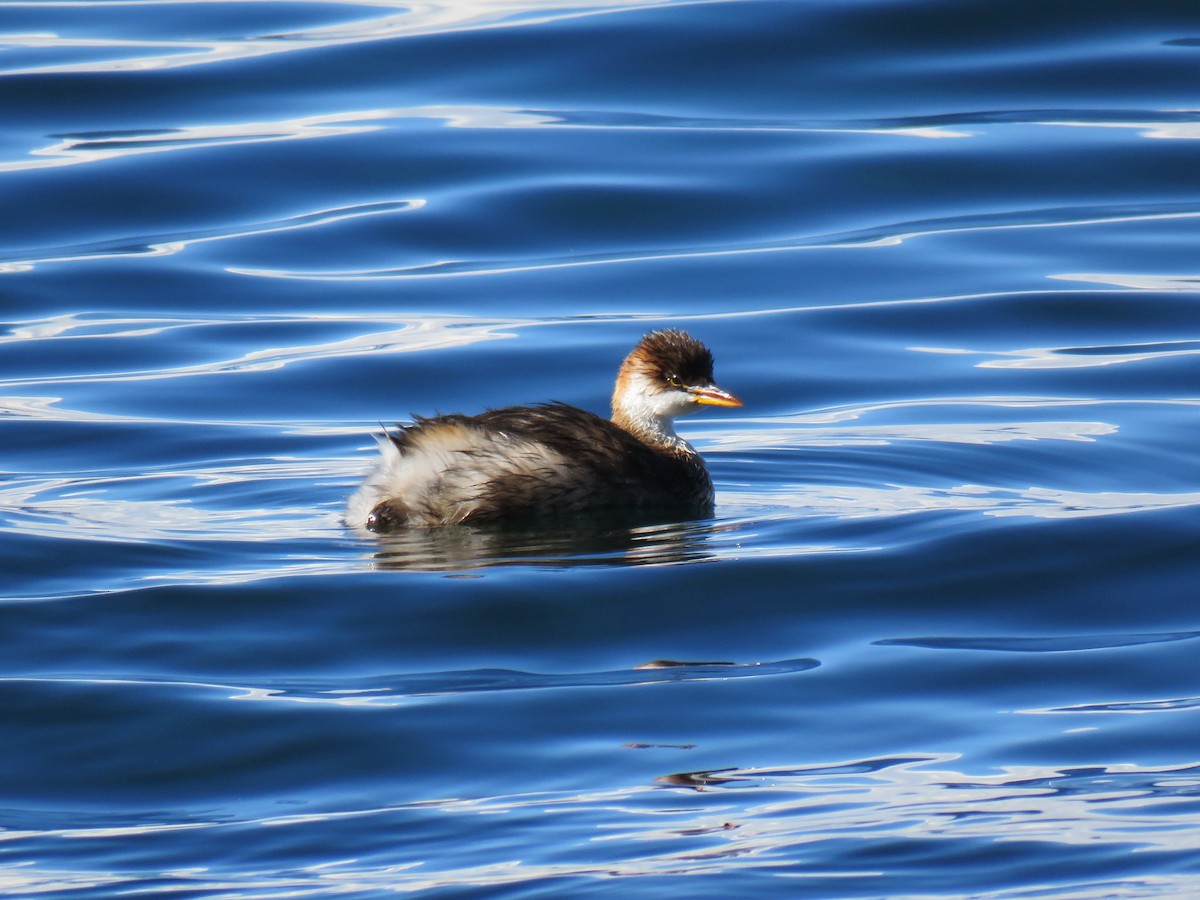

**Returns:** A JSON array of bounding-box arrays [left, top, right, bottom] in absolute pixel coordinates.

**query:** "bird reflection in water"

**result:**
[[362, 512, 730, 571]]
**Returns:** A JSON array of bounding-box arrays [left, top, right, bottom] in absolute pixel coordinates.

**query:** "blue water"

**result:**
[[4, 0, 1200, 895]]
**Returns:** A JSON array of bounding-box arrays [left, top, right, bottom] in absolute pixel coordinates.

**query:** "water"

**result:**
[[3, 0, 1200, 895]]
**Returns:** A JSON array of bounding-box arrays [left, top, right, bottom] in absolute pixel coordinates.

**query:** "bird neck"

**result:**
[[611, 369, 695, 454], [613, 409, 691, 452]]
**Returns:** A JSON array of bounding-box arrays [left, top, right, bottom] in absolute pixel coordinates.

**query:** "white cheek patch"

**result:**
[[612, 370, 698, 452]]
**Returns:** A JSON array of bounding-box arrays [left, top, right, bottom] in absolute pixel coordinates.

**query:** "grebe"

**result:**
[[346, 330, 741, 530]]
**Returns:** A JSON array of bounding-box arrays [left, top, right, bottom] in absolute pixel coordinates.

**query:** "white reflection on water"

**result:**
[[712, 417, 1116, 450], [0, 106, 554, 176], [3, 755, 1199, 895], [0, 459, 352, 541], [0, 312, 521, 387], [235, 203, 1200, 282], [913, 339, 1200, 370], [1042, 116, 1200, 140], [0, 111, 386, 174], [723, 483, 1200, 524], [0, 0, 682, 75], [742, 394, 1146, 426], [712, 400, 1200, 522], [0, 866, 126, 896], [2, 655, 817, 708], [0, 102, 971, 187], [1027, 695, 1200, 715], [0, 197, 420, 272], [988, 486, 1200, 518], [0, 395, 137, 422], [1053, 271, 1200, 292]]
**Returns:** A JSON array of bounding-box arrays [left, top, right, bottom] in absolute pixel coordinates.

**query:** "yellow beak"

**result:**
[[689, 385, 743, 408]]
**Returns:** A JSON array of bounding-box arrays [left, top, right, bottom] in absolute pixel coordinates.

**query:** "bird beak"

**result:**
[[689, 384, 743, 408]]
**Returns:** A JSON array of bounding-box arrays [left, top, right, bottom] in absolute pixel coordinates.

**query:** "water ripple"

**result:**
[[0, 0, 681, 76], [1, 657, 820, 707], [230, 200, 1200, 281], [1028, 696, 1200, 716], [0, 198, 419, 271], [0, 106, 554, 175], [0, 459, 351, 543], [875, 631, 1200, 653], [520, 106, 1200, 140], [6, 755, 1198, 894], [3, 0, 1199, 895], [1054, 272, 1200, 292], [0, 311, 519, 386], [925, 339, 1200, 370]]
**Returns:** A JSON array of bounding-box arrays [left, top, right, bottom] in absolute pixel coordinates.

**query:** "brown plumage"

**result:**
[[346, 330, 741, 530]]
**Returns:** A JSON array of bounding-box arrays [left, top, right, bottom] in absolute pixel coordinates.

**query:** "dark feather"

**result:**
[[635, 330, 715, 386], [373, 402, 712, 527]]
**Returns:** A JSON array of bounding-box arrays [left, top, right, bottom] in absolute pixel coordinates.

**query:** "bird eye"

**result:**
[[666, 373, 683, 388]]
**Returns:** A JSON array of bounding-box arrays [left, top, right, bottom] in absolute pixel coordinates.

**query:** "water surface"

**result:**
[[3, 0, 1200, 896]]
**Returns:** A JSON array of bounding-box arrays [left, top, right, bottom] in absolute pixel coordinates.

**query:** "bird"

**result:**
[[346, 329, 741, 530]]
